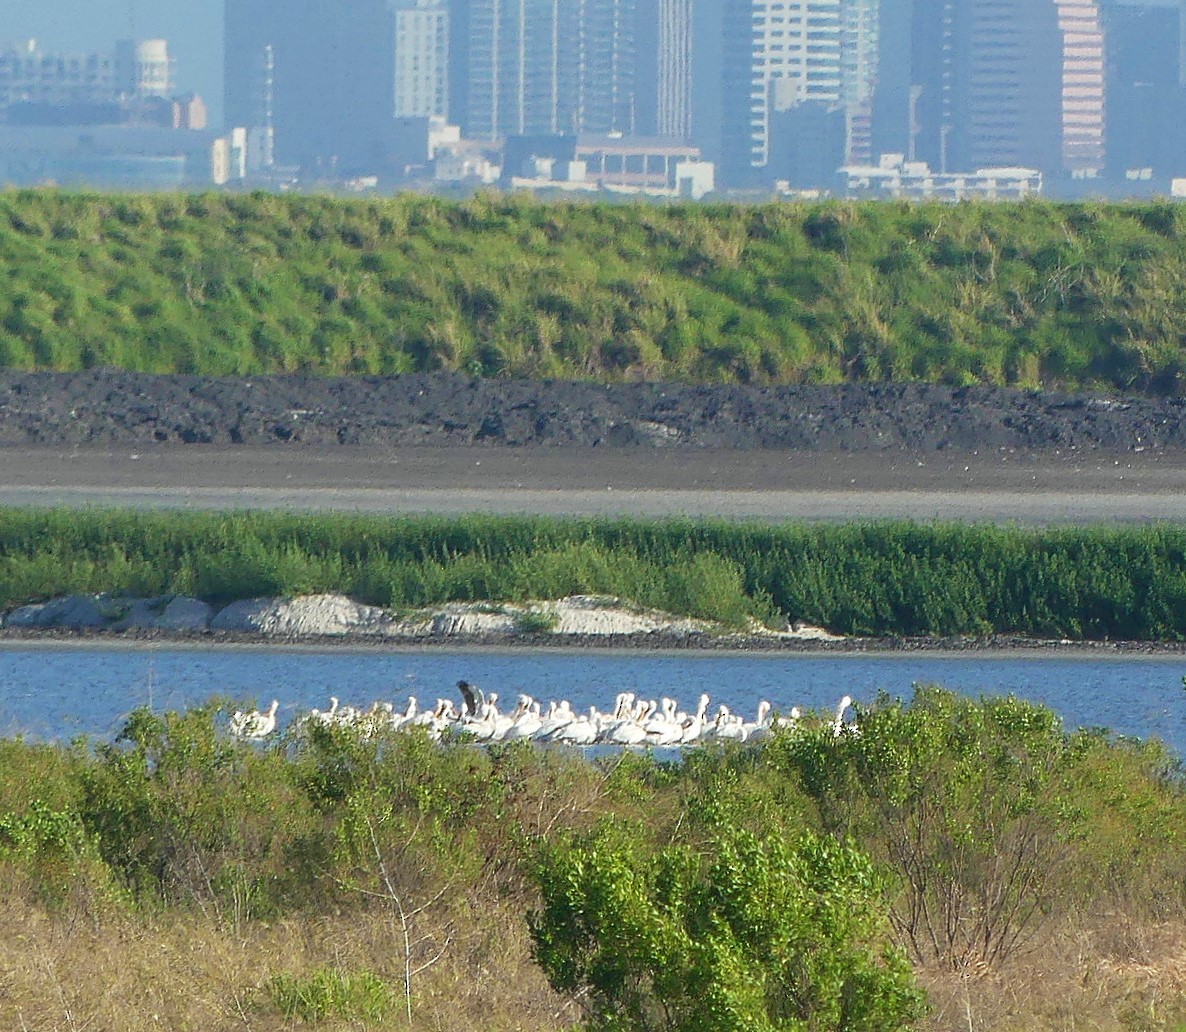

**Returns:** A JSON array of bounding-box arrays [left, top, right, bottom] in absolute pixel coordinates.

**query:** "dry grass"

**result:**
[[7, 891, 1186, 1032], [0, 892, 568, 1032], [919, 914, 1186, 1032]]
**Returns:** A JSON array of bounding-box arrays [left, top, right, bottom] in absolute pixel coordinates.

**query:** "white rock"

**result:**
[[210, 593, 396, 636], [776, 621, 846, 642], [208, 598, 272, 632], [428, 606, 518, 636], [547, 596, 710, 636], [1, 590, 753, 643]]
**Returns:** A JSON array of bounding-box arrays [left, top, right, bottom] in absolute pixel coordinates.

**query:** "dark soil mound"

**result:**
[[1, 369, 1184, 452]]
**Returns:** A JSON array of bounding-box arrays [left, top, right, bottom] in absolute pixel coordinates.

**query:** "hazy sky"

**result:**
[[0, 0, 223, 122]]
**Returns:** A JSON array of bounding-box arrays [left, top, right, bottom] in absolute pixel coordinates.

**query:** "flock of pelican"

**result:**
[[230, 680, 858, 746]]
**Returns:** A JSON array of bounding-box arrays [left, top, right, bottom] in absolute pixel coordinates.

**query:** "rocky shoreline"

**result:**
[[2, 591, 1184, 656]]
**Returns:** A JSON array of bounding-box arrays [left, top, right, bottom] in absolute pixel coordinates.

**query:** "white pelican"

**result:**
[[712, 705, 748, 742], [230, 699, 279, 740], [773, 705, 802, 731], [533, 700, 577, 742], [548, 706, 600, 746], [307, 696, 339, 726], [644, 698, 684, 747], [503, 699, 543, 741], [599, 696, 649, 745], [832, 695, 858, 738], [742, 700, 773, 742], [678, 694, 711, 745], [389, 696, 419, 732]]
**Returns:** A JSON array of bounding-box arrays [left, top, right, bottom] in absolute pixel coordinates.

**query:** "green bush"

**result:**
[[529, 820, 927, 1031], [766, 686, 1186, 971]]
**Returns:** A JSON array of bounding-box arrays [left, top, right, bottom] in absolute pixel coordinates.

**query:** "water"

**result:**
[[2, 643, 1184, 754]]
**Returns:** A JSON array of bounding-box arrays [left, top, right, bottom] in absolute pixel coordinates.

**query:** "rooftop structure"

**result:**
[[840, 152, 1043, 199]]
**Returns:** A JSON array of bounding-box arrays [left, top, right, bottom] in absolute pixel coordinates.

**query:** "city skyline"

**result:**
[[1, 0, 1185, 195], [0, 0, 222, 120]]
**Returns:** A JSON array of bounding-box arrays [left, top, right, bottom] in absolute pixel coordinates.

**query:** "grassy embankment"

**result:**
[[1, 190, 1186, 392], [1, 688, 1184, 1031], [3, 509, 1186, 640]]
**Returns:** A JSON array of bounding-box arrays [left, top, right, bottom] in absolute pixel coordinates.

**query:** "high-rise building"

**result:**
[[1098, 0, 1183, 175], [690, 0, 726, 162], [874, 0, 1104, 175], [224, 0, 395, 172], [451, 0, 565, 138], [580, 0, 637, 134], [1055, 0, 1106, 171], [450, 0, 688, 141], [634, 0, 693, 138], [393, 0, 449, 118], [871, 0, 953, 163], [841, 0, 879, 163], [720, 0, 845, 185]]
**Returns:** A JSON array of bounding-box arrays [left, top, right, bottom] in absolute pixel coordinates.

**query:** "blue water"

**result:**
[[1, 644, 1184, 754]]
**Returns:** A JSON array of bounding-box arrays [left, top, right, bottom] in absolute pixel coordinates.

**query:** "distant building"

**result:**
[[769, 100, 847, 190], [872, 0, 1105, 176], [114, 39, 173, 100], [0, 40, 115, 108], [393, 0, 449, 118], [634, 0, 693, 139], [0, 37, 214, 187], [1100, 0, 1186, 176], [0, 124, 226, 188], [390, 113, 461, 173], [172, 93, 207, 131], [450, 0, 574, 139], [719, 0, 844, 187], [224, 0, 396, 173], [504, 132, 713, 197], [841, 0, 878, 164], [0, 38, 173, 111], [450, 0, 692, 142], [840, 152, 1043, 199]]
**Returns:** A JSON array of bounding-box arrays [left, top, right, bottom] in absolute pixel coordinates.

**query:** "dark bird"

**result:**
[[458, 679, 484, 717]]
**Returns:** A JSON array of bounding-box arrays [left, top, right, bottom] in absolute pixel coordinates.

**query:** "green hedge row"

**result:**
[[3, 509, 1186, 639]]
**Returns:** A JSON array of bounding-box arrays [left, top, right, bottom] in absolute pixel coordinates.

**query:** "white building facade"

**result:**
[[393, 0, 449, 118]]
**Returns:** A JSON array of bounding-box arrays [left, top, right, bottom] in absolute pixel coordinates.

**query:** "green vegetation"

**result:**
[[2, 688, 1185, 1031], [6, 509, 1186, 639], [3, 191, 1186, 391], [531, 823, 925, 1031], [268, 968, 397, 1024]]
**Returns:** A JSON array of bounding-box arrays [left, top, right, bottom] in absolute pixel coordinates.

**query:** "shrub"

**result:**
[[529, 820, 926, 1032]]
